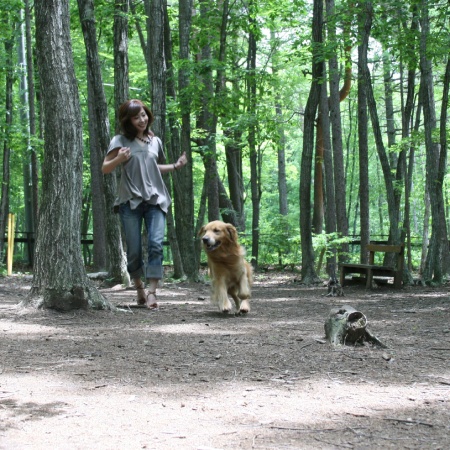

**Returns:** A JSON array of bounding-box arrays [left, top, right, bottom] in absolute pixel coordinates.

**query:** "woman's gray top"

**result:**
[[107, 134, 171, 213]]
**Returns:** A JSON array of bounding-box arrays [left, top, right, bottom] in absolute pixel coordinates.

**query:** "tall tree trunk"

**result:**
[[300, 0, 322, 284], [400, 9, 419, 283], [78, 0, 128, 283], [320, 67, 337, 275], [0, 20, 14, 263], [176, 0, 198, 279], [114, 0, 130, 132], [18, 10, 34, 264], [326, 0, 350, 264], [29, 0, 108, 310], [87, 77, 107, 271], [163, 0, 190, 279], [420, 0, 449, 283], [25, 0, 39, 247], [270, 30, 289, 217], [357, 1, 372, 263], [224, 127, 245, 231], [247, 1, 260, 268]]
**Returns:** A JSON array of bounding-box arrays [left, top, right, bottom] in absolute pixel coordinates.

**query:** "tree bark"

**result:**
[[357, 2, 371, 264], [176, 0, 198, 279], [78, 0, 129, 284], [163, 0, 192, 279], [0, 20, 14, 264], [114, 0, 130, 132], [420, 0, 449, 283], [326, 0, 350, 263], [247, 3, 260, 268], [25, 0, 39, 243], [29, 0, 108, 310], [299, 0, 322, 284]]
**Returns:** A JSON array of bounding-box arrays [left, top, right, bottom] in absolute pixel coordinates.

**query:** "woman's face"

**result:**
[[131, 107, 148, 134]]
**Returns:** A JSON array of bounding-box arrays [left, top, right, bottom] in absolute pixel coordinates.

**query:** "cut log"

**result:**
[[324, 305, 386, 348]]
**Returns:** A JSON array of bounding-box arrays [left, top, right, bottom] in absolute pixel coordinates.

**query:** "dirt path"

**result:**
[[1, 273, 449, 449]]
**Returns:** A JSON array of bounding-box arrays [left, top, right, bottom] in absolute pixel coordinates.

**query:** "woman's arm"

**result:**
[[102, 147, 131, 174], [158, 151, 188, 174]]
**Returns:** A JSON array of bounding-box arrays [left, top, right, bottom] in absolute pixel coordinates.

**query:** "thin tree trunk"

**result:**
[[320, 69, 337, 275], [357, 1, 372, 263], [176, 0, 198, 279], [327, 0, 350, 263], [0, 21, 14, 264], [114, 0, 129, 132], [87, 77, 107, 270], [163, 0, 192, 279], [25, 0, 39, 247], [247, 3, 260, 268], [420, 0, 449, 283], [300, 0, 322, 284], [78, 0, 128, 284]]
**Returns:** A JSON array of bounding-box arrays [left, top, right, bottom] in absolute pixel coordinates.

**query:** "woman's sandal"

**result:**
[[146, 291, 158, 310], [136, 282, 147, 306]]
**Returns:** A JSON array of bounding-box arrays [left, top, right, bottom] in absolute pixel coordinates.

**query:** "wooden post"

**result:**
[[7, 213, 15, 275]]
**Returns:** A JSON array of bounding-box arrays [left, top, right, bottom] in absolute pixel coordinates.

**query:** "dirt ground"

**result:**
[[0, 270, 449, 450]]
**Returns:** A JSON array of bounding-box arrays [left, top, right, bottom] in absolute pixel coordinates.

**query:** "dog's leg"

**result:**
[[228, 288, 241, 312], [237, 277, 251, 314], [214, 280, 232, 313]]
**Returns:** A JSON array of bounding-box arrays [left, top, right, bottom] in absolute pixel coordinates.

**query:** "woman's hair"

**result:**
[[118, 99, 154, 140]]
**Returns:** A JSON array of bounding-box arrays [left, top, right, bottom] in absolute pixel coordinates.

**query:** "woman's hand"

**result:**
[[118, 147, 131, 162], [174, 151, 187, 170], [102, 146, 130, 174]]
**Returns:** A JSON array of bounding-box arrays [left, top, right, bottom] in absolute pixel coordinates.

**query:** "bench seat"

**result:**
[[339, 244, 404, 289]]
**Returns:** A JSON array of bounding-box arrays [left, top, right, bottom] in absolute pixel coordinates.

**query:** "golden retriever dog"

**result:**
[[198, 220, 253, 314]]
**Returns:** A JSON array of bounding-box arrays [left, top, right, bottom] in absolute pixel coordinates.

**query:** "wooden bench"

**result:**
[[339, 244, 404, 288]]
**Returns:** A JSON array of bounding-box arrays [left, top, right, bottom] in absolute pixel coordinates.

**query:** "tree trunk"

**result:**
[[357, 2, 372, 264], [114, 0, 129, 132], [300, 0, 322, 284], [176, 0, 198, 279], [270, 30, 289, 217], [87, 77, 107, 271], [320, 69, 338, 274], [78, 0, 128, 284], [18, 10, 34, 264], [163, 0, 192, 279], [25, 0, 39, 244], [420, 0, 449, 283], [224, 127, 245, 230], [326, 0, 350, 263], [0, 21, 14, 263], [247, 5, 260, 268], [29, 0, 108, 310]]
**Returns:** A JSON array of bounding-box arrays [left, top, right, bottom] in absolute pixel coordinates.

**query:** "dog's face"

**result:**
[[198, 220, 238, 253]]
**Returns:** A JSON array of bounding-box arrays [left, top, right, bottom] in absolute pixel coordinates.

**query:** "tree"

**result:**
[[299, 0, 322, 284], [420, 0, 449, 283], [27, 0, 108, 310], [0, 14, 15, 264], [175, 0, 198, 278], [356, 1, 371, 264]]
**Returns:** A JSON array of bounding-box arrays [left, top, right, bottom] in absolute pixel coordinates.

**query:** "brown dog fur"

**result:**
[[198, 220, 253, 314]]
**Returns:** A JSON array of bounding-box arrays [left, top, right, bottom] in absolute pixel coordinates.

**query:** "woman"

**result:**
[[102, 99, 187, 309]]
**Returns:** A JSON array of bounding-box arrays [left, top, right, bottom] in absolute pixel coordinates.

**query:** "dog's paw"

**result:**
[[239, 300, 250, 314], [219, 299, 232, 314]]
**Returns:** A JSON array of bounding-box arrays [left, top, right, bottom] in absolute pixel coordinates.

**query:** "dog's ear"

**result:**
[[226, 224, 238, 242], [198, 225, 205, 237]]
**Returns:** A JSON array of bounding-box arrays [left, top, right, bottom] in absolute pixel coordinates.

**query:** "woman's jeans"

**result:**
[[119, 202, 166, 280]]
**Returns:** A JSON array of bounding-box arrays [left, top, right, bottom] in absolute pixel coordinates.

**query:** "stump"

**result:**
[[324, 305, 386, 347]]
